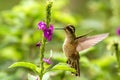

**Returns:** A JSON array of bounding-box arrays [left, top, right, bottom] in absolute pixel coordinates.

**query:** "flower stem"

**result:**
[[39, 38, 46, 79], [39, 0, 53, 79], [46, 0, 53, 28]]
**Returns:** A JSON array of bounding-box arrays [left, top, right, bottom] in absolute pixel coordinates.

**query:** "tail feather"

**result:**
[[67, 58, 80, 76]]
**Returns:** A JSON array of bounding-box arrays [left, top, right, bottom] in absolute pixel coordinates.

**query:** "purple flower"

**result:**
[[117, 27, 120, 36], [36, 76, 39, 80], [36, 42, 41, 47], [43, 50, 53, 64], [43, 58, 52, 64], [38, 21, 54, 41], [49, 24, 54, 33], [38, 21, 46, 31], [44, 25, 54, 41]]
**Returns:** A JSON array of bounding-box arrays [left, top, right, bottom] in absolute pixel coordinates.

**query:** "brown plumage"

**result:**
[[63, 25, 108, 76]]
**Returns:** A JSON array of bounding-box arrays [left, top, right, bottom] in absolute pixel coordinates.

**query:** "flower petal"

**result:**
[[47, 35, 52, 41], [38, 21, 47, 31], [117, 27, 120, 36], [43, 58, 52, 64], [36, 42, 41, 47], [44, 28, 53, 41], [49, 24, 54, 33]]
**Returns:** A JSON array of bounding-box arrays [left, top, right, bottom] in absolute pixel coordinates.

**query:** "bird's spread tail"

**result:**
[[67, 58, 80, 76]]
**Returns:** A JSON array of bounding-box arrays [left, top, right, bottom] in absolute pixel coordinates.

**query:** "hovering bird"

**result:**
[[56, 25, 109, 76]]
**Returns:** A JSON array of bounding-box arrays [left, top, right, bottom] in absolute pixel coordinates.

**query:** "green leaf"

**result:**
[[9, 62, 41, 73], [51, 63, 76, 72]]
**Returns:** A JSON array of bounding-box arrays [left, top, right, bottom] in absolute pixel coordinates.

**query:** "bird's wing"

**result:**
[[76, 33, 109, 52]]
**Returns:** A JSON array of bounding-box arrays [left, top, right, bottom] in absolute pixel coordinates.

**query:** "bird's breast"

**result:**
[[63, 39, 77, 58]]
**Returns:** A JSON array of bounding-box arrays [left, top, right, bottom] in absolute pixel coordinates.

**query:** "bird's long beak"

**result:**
[[54, 27, 64, 30]]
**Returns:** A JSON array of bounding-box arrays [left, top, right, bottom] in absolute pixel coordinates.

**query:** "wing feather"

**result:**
[[76, 33, 109, 52]]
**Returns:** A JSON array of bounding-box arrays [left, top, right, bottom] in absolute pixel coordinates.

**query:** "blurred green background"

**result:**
[[0, 0, 120, 80]]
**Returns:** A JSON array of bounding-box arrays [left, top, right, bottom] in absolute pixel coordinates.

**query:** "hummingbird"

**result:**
[[55, 25, 109, 76]]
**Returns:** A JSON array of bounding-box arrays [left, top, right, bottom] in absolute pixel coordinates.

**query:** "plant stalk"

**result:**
[[39, 0, 53, 79]]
